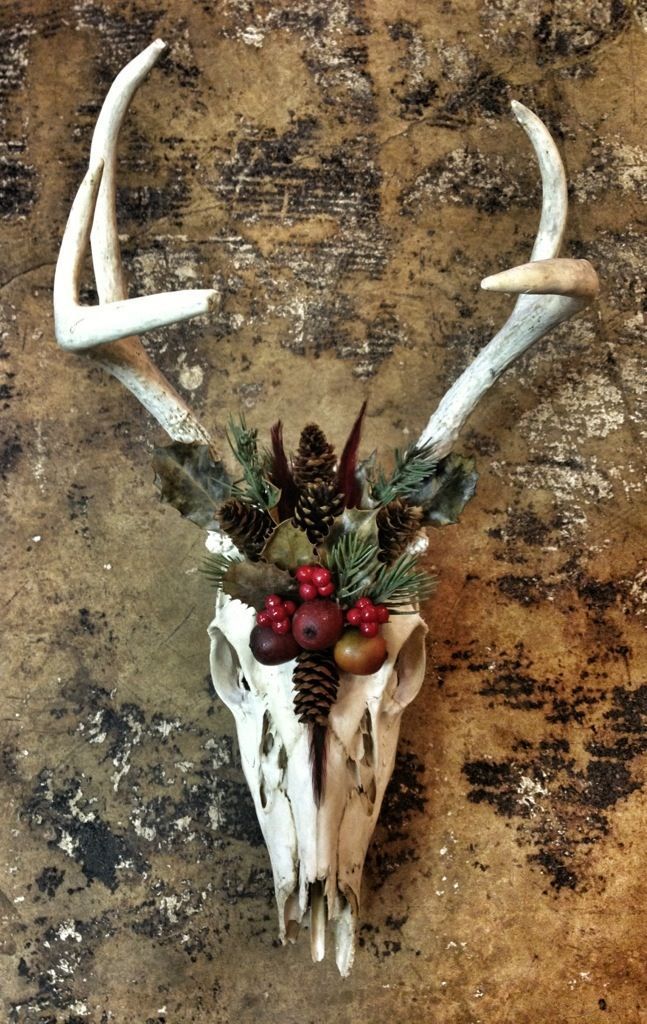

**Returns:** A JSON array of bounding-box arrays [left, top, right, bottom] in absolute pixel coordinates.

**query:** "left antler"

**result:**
[[417, 101, 599, 459], [53, 40, 217, 449]]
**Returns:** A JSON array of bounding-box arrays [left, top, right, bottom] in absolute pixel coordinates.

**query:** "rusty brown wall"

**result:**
[[1, 1, 645, 1022]]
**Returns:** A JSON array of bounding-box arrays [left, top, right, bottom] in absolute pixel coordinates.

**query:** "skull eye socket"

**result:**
[[208, 624, 247, 708], [390, 622, 427, 711]]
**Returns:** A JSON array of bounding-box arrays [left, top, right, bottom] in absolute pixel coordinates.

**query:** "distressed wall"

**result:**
[[1, 1, 645, 1022]]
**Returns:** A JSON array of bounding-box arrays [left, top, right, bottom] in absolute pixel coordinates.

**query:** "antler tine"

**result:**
[[54, 40, 217, 448], [417, 100, 599, 460]]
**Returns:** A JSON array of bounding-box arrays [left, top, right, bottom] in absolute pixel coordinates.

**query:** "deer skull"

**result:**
[[53, 40, 599, 973]]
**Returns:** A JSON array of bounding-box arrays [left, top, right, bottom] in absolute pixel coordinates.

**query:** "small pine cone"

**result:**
[[218, 498, 274, 559], [377, 498, 423, 563], [292, 649, 339, 727], [292, 478, 344, 544], [292, 424, 337, 487]]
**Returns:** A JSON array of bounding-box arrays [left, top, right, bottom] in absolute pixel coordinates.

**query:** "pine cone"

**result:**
[[377, 498, 423, 563], [218, 498, 274, 559], [292, 478, 344, 544], [292, 424, 337, 487], [292, 649, 339, 726]]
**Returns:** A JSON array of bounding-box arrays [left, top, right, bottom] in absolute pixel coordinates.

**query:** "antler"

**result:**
[[53, 40, 217, 448], [417, 101, 599, 459]]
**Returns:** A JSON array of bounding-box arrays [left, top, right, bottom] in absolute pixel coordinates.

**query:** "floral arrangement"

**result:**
[[152, 404, 477, 801]]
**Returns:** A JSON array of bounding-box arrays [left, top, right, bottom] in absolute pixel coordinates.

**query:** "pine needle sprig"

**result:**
[[325, 532, 381, 604], [368, 551, 436, 607], [370, 440, 438, 506], [226, 415, 279, 511], [200, 551, 242, 591]]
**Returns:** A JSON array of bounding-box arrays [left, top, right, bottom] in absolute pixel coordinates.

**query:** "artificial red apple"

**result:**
[[334, 629, 387, 675], [292, 599, 344, 651], [250, 624, 300, 665]]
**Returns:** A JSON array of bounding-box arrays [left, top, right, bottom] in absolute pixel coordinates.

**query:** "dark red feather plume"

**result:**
[[336, 400, 368, 508], [269, 420, 299, 520]]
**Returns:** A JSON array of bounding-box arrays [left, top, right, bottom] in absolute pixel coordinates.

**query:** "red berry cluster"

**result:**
[[295, 565, 335, 601], [256, 594, 297, 635], [345, 596, 390, 638]]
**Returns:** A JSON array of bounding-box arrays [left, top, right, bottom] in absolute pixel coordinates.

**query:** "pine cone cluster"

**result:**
[[292, 649, 339, 727], [292, 424, 336, 487], [377, 498, 423, 563], [218, 498, 274, 559]]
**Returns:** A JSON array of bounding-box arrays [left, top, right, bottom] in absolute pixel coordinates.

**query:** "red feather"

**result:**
[[336, 400, 368, 508], [269, 420, 299, 519]]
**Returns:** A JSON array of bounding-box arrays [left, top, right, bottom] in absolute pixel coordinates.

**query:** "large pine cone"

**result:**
[[292, 649, 339, 727], [292, 424, 337, 487], [218, 498, 274, 559], [292, 478, 344, 544], [377, 498, 423, 563]]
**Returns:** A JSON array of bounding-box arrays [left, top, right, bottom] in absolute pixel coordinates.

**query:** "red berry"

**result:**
[[375, 604, 390, 623], [317, 582, 335, 597], [272, 618, 291, 635], [299, 582, 318, 601], [265, 594, 282, 608], [346, 608, 362, 626], [361, 606, 377, 623], [356, 596, 372, 609], [360, 621, 379, 638], [283, 600, 297, 617], [257, 610, 271, 627], [311, 567, 331, 587], [295, 566, 313, 583], [270, 605, 285, 622]]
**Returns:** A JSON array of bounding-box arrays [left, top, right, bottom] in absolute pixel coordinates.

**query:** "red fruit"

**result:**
[[317, 582, 335, 597], [295, 566, 313, 583], [283, 600, 297, 617], [334, 629, 387, 675], [250, 625, 300, 665], [311, 567, 331, 587], [361, 606, 377, 623], [375, 605, 390, 623], [299, 582, 318, 601], [265, 594, 282, 608], [257, 610, 271, 627], [355, 596, 372, 609], [270, 605, 285, 622], [292, 599, 344, 651], [360, 621, 379, 638], [272, 618, 291, 635], [346, 608, 362, 626]]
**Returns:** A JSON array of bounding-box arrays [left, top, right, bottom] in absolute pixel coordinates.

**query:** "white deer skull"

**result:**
[[53, 40, 599, 974]]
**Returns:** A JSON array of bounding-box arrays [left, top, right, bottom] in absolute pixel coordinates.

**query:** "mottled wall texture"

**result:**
[[1, 1, 645, 1022]]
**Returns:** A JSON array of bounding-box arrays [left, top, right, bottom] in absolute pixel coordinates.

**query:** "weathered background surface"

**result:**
[[1, 1, 645, 1021]]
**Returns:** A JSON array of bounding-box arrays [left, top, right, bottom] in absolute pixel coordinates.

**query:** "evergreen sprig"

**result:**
[[200, 551, 242, 591], [325, 532, 381, 604], [226, 415, 280, 512], [371, 440, 438, 506], [368, 551, 436, 607]]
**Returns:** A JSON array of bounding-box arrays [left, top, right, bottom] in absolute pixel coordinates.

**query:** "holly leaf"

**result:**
[[412, 452, 478, 527], [152, 442, 231, 530], [318, 508, 379, 565], [221, 560, 299, 610], [262, 520, 316, 571]]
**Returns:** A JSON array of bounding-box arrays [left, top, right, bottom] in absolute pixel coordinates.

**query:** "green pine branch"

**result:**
[[370, 439, 438, 506], [226, 415, 279, 512], [368, 551, 436, 607], [325, 532, 381, 604], [200, 551, 242, 591]]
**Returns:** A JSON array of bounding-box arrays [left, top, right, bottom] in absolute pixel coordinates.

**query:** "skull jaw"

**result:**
[[208, 592, 427, 976]]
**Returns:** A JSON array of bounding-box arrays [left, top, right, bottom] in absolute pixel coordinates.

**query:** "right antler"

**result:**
[[53, 40, 217, 448], [416, 101, 599, 460]]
